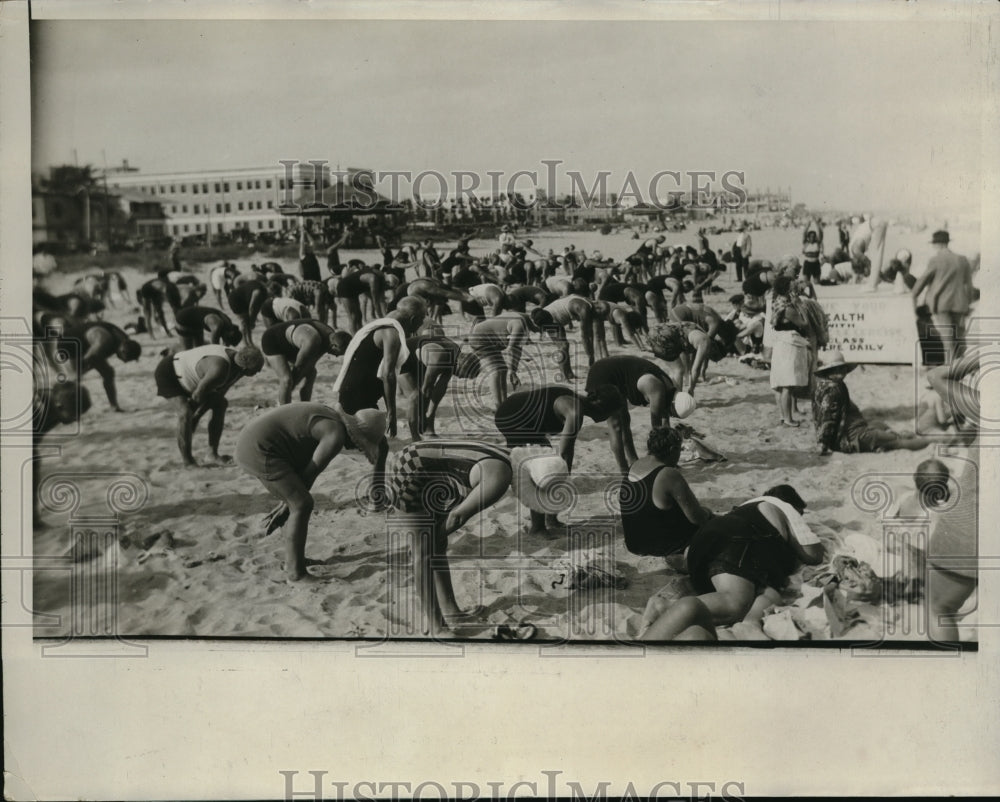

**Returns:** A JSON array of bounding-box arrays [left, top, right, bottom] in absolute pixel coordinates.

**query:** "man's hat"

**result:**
[[931, 230, 950, 245], [815, 350, 858, 376]]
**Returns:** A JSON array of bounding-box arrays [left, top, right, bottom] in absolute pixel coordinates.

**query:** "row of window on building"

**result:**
[[122, 177, 305, 196], [170, 218, 299, 234], [167, 199, 276, 215]]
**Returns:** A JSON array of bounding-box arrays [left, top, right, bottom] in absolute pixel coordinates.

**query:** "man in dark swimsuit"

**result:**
[[68, 321, 142, 412], [174, 306, 242, 350], [585, 355, 694, 474], [137, 277, 182, 338], [227, 279, 272, 346], [260, 319, 351, 405], [333, 297, 427, 437]]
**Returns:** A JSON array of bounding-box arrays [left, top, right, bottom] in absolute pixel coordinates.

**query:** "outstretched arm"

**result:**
[[300, 420, 347, 490]]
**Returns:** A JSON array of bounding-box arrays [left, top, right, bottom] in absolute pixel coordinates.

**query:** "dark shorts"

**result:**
[[498, 431, 551, 448], [802, 260, 821, 281], [154, 355, 188, 399], [705, 538, 772, 594], [338, 375, 383, 415]]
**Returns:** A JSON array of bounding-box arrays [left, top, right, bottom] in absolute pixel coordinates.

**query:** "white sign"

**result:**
[[813, 286, 917, 364]]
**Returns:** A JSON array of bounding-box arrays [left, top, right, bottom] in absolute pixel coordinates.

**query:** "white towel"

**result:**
[[743, 496, 821, 546], [333, 318, 411, 393]]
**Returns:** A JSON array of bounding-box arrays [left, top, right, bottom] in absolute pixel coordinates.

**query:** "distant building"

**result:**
[[102, 162, 337, 238]]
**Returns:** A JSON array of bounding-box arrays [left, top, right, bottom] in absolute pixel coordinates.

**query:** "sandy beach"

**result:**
[[32, 223, 979, 643]]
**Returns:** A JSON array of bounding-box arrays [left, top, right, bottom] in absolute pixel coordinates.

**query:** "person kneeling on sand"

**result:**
[[619, 426, 713, 558], [641, 485, 825, 641], [812, 350, 931, 455], [236, 403, 388, 582]]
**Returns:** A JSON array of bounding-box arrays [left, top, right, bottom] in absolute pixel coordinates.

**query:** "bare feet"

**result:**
[[209, 453, 234, 465]]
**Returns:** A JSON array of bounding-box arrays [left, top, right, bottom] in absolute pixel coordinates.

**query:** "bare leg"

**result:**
[[172, 397, 197, 466], [205, 395, 232, 464], [298, 365, 317, 402], [267, 355, 294, 405], [259, 473, 316, 582], [621, 408, 638, 466], [928, 567, 976, 642]]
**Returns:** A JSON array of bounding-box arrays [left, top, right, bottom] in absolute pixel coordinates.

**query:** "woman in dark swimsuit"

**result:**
[[619, 426, 712, 558]]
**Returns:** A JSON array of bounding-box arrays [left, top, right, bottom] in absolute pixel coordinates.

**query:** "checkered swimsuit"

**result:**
[[288, 281, 326, 306], [388, 440, 510, 514]]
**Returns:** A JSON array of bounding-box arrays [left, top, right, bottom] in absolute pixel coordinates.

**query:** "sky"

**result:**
[[30, 19, 990, 216]]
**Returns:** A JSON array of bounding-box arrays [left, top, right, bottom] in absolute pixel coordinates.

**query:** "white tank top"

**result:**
[[174, 345, 229, 393], [273, 297, 306, 319]]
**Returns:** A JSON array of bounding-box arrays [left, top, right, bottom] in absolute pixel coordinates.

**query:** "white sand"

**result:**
[[32, 223, 979, 642]]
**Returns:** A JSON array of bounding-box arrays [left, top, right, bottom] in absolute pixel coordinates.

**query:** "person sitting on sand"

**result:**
[[494, 384, 626, 534], [619, 426, 713, 558], [585, 355, 696, 474], [236, 403, 388, 582], [67, 321, 142, 412], [468, 311, 537, 406], [333, 297, 427, 437], [227, 279, 273, 346], [174, 306, 242, 350], [397, 327, 462, 440], [261, 319, 351, 405], [812, 350, 931, 454], [154, 343, 265, 466], [641, 485, 825, 641], [383, 439, 514, 637]]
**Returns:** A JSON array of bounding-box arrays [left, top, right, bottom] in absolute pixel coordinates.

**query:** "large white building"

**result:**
[[102, 162, 335, 238]]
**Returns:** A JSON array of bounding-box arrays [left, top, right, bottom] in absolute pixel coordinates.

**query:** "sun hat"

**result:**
[[815, 350, 858, 376], [672, 391, 697, 419], [339, 407, 387, 464], [930, 230, 950, 245], [510, 446, 573, 516]]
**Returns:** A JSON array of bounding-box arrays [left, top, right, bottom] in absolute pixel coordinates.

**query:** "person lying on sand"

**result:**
[[154, 343, 264, 466], [236, 403, 388, 582], [584, 355, 696, 474], [261, 319, 351, 405], [641, 485, 825, 641], [619, 426, 713, 558], [812, 351, 932, 455], [494, 384, 625, 534]]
